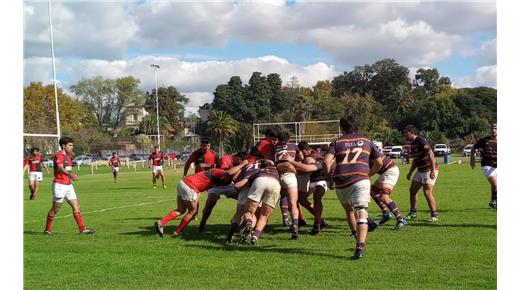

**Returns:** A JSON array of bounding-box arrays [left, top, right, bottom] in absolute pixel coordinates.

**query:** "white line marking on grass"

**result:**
[[24, 199, 175, 224]]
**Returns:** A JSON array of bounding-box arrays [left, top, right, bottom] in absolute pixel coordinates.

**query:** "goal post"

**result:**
[[253, 120, 341, 146]]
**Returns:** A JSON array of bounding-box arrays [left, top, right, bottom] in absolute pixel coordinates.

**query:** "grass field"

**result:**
[[23, 158, 496, 289]]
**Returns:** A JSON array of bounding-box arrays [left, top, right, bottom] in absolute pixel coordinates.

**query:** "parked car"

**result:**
[[462, 144, 474, 157], [383, 146, 393, 156], [433, 144, 451, 156], [389, 146, 403, 159], [72, 155, 92, 166], [129, 154, 144, 161], [42, 158, 54, 168]]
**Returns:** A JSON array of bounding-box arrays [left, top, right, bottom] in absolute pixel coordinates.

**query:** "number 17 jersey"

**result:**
[[326, 134, 380, 189]]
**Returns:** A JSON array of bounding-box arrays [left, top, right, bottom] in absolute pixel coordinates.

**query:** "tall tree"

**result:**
[[206, 110, 239, 155], [144, 86, 188, 135]]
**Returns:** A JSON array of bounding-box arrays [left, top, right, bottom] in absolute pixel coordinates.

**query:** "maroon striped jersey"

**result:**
[[474, 136, 497, 168], [273, 143, 301, 165], [309, 151, 326, 182], [410, 136, 438, 172], [327, 134, 381, 189], [369, 155, 396, 175], [250, 165, 280, 183]]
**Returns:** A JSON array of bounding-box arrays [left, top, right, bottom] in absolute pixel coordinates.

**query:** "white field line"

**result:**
[[24, 198, 175, 224]]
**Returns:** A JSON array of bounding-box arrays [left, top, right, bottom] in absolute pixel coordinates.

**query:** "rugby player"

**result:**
[[324, 116, 383, 259], [402, 125, 440, 222], [23, 147, 49, 200], [471, 123, 497, 209], [43, 137, 95, 235], [108, 152, 120, 183], [148, 146, 167, 189]]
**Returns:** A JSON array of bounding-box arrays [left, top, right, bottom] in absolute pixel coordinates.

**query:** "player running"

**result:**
[[108, 152, 120, 183], [370, 155, 407, 230], [471, 123, 497, 209], [23, 147, 49, 200], [324, 116, 383, 259], [148, 146, 166, 189], [402, 125, 440, 222], [43, 137, 95, 235], [154, 160, 248, 238]]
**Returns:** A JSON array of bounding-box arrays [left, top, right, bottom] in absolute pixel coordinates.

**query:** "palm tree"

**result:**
[[206, 110, 239, 155]]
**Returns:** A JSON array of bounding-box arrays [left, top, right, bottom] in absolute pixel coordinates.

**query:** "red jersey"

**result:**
[[183, 168, 226, 193], [219, 154, 234, 170], [53, 151, 73, 185], [148, 151, 164, 166], [187, 148, 219, 173], [24, 154, 43, 172], [109, 156, 120, 168], [247, 138, 274, 163]]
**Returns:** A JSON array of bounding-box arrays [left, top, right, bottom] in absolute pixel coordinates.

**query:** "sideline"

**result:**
[[23, 198, 175, 224]]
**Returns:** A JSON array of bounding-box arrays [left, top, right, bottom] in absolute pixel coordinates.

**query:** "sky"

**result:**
[[23, 0, 497, 116]]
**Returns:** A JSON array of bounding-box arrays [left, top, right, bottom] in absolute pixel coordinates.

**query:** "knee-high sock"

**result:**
[[386, 201, 402, 221], [175, 213, 194, 234], [45, 214, 55, 232], [160, 210, 180, 226], [280, 196, 289, 221], [73, 211, 86, 232]]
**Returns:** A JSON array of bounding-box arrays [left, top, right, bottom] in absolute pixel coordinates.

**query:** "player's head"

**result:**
[[233, 151, 246, 166], [263, 127, 279, 146], [30, 147, 39, 155], [200, 137, 211, 152], [298, 141, 313, 157], [340, 116, 358, 134], [154, 145, 160, 153], [112, 152, 117, 156], [491, 123, 497, 137], [59, 136, 74, 154], [278, 131, 290, 145], [403, 125, 418, 141], [303, 156, 316, 165]]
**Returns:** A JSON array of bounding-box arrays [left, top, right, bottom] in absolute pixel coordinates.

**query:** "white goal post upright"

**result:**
[[253, 120, 341, 146]]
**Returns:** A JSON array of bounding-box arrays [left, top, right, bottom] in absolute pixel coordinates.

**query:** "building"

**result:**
[[121, 103, 148, 129]]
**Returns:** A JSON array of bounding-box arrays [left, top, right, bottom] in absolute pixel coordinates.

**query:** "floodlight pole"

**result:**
[[150, 64, 160, 148], [48, 0, 61, 148]]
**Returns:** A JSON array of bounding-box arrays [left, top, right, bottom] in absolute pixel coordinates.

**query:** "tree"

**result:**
[[144, 86, 188, 136], [206, 110, 239, 155], [113, 76, 143, 128], [70, 76, 115, 130]]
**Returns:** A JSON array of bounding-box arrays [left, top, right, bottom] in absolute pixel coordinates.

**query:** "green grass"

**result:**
[[24, 159, 496, 289]]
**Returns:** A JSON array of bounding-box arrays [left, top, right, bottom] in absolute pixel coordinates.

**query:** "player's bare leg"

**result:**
[[287, 187, 300, 239], [240, 200, 260, 243], [422, 185, 438, 222], [311, 186, 326, 234], [346, 206, 357, 239], [152, 172, 157, 189], [155, 196, 187, 237], [44, 202, 63, 235], [406, 181, 422, 219], [173, 200, 197, 236], [226, 203, 246, 243], [67, 199, 95, 234], [251, 205, 274, 245], [488, 175, 497, 209], [29, 180, 38, 200], [199, 193, 220, 231]]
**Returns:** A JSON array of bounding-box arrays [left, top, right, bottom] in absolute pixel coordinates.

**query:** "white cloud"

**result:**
[[461, 38, 497, 66], [183, 91, 214, 116], [454, 65, 497, 88]]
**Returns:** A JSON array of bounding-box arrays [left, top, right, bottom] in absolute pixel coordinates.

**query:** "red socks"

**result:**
[[160, 210, 180, 226]]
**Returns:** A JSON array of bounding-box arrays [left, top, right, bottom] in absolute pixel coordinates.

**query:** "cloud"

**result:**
[[183, 91, 214, 116], [454, 65, 496, 88], [461, 38, 497, 66]]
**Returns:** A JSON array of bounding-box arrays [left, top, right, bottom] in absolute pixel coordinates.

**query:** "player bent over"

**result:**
[[23, 147, 49, 200], [108, 152, 120, 183], [148, 146, 167, 189], [239, 164, 281, 245], [44, 137, 95, 235], [154, 160, 248, 237], [370, 155, 407, 230]]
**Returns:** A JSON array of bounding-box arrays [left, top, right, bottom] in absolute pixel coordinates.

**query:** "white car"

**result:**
[[389, 146, 403, 159], [462, 144, 474, 157], [433, 144, 451, 156], [383, 146, 393, 156], [72, 155, 92, 166]]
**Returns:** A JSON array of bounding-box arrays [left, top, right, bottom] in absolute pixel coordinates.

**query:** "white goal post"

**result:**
[[253, 120, 341, 146]]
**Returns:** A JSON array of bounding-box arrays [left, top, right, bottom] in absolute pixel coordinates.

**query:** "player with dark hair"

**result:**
[[324, 116, 383, 259], [183, 137, 219, 176], [43, 137, 95, 235], [471, 123, 497, 209], [108, 152, 120, 183], [154, 160, 248, 237], [23, 147, 49, 200], [403, 125, 440, 222], [148, 146, 167, 189]]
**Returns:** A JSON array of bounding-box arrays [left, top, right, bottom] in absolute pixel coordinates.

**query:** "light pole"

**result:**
[[150, 64, 160, 148]]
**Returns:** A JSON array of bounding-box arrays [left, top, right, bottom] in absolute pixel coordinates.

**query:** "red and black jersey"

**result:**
[[247, 138, 275, 163], [183, 168, 226, 193], [109, 156, 120, 168], [149, 152, 164, 166], [53, 151, 73, 185], [218, 154, 234, 170], [25, 154, 43, 172], [474, 136, 497, 168], [187, 148, 218, 173], [327, 134, 381, 189], [410, 136, 438, 172]]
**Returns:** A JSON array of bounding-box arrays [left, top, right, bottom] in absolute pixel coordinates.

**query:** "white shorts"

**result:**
[[296, 174, 310, 193], [112, 167, 119, 173], [152, 166, 163, 174], [335, 179, 371, 207], [247, 176, 281, 208], [208, 183, 237, 199], [309, 180, 328, 193], [376, 166, 399, 188], [413, 170, 439, 186], [52, 182, 77, 203], [176, 180, 198, 202], [237, 186, 251, 205], [481, 166, 497, 179], [29, 171, 43, 182], [280, 172, 298, 189]]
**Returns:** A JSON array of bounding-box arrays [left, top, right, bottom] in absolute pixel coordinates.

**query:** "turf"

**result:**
[[24, 158, 496, 289]]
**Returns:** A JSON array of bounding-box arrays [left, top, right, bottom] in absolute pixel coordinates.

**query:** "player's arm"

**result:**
[[369, 156, 383, 176], [183, 152, 197, 177], [426, 146, 436, 179], [287, 157, 318, 173], [470, 144, 479, 169], [23, 160, 29, 174], [407, 160, 417, 180], [233, 177, 250, 190], [43, 162, 50, 174], [57, 162, 78, 181], [323, 153, 334, 178], [225, 160, 249, 176]]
